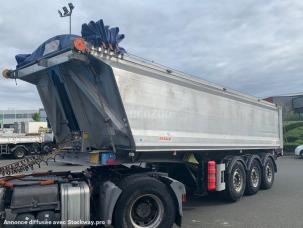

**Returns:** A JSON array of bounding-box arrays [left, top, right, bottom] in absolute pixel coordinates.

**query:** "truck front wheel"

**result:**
[[224, 161, 246, 202], [114, 175, 176, 228]]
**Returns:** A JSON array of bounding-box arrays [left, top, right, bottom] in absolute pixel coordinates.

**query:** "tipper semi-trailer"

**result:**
[[0, 19, 283, 228]]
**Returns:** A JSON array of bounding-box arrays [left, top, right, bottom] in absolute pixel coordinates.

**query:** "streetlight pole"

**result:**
[[58, 3, 75, 35], [1, 111, 4, 130], [69, 14, 72, 35]]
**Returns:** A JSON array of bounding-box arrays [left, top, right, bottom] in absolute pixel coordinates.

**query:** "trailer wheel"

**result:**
[[224, 161, 246, 202], [261, 157, 275, 189], [13, 147, 26, 159], [114, 175, 175, 228], [245, 159, 261, 195]]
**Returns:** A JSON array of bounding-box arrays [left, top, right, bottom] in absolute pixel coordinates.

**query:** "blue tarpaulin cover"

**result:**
[[15, 19, 126, 69], [81, 19, 126, 54], [15, 34, 80, 69]]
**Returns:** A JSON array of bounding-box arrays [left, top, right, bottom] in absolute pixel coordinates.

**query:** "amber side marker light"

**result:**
[[73, 38, 87, 52]]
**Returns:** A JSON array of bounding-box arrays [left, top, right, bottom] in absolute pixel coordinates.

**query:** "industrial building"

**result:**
[[0, 109, 46, 129], [265, 93, 303, 120]]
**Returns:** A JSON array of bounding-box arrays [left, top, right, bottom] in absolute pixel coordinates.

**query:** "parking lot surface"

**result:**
[[182, 156, 303, 228], [0, 156, 302, 228]]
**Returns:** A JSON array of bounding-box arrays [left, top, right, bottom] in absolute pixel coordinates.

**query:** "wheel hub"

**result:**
[[136, 202, 152, 218], [251, 167, 259, 188], [15, 149, 25, 158], [266, 163, 273, 183], [17, 151, 23, 156], [130, 194, 164, 228], [233, 168, 243, 193]]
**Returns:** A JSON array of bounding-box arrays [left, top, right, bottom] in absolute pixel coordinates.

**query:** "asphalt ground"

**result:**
[[0, 156, 302, 228], [181, 156, 303, 228]]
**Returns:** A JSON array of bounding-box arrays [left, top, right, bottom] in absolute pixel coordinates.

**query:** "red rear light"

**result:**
[[106, 158, 117, 165], [208, 161, 216, 191], [182, 194, 187, 203]]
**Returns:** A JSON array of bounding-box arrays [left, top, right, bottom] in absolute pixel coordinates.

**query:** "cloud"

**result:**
[[0, 0, 303, 109]]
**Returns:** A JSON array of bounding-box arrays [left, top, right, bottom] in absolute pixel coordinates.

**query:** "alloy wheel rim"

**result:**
[[233, 168, 243, 193], [266, 163, 273, 183], [251, 167, 259, 188]]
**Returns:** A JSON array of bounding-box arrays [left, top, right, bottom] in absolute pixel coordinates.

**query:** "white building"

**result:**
[[0, 109, 47, 129]]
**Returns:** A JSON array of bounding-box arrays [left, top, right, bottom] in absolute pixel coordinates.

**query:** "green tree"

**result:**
[[32, 112, 40, 121]]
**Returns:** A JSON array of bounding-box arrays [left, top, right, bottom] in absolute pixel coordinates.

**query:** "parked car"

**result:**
[[295, 145, 303, 157]]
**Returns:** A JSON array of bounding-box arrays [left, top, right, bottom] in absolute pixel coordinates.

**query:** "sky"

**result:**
[[1, 0, 303, 109]]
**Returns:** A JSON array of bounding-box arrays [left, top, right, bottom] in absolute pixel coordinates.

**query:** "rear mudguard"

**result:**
[[10, 145, 28, 153], [260, 153, 277, 172]]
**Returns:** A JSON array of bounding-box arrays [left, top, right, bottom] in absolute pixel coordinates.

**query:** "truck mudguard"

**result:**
[[99, 181, 122, 226], [246, 154, 262, 171], [159, 175, 186, 226]]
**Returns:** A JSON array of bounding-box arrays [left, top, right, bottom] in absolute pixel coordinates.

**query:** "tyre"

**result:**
[[15, 213, 35, 227], [42, 143, 53, 154], [245, 159, 261, 195], [261, 157, 275, 189], [113, 175, 176, 228], [13, 147, 26, 159], [224, 161, 246, 202]]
